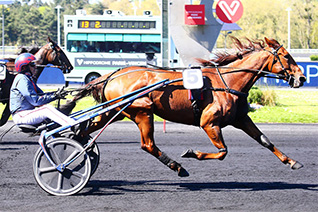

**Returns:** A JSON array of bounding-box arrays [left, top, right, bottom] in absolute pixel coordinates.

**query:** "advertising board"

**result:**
[[184, 4, 205, 25], [257, 62, 318, 87]]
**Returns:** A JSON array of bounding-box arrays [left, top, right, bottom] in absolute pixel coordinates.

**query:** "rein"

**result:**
[[69, 44, 291, 98], [35, 64, 66, 69]]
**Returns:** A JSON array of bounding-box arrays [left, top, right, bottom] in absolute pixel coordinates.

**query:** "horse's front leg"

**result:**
[[182, 124, 228, 160], [131, 108, 189, 177], [233, 115, 303, 169]]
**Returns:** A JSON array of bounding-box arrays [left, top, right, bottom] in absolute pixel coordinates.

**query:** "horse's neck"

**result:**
[[223, 51, 270, 93], [33, 48, 49, 81]]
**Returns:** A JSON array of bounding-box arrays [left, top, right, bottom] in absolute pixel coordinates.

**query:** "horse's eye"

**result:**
[[283, 54, 290, 60]]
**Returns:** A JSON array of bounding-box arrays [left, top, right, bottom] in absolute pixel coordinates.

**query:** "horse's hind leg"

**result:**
[[131, 109, 189, 177], [233, 115, 303, 169], [182, 124, 228, 160]]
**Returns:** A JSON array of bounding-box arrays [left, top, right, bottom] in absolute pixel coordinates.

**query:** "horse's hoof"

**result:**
[[181, 149, 197, 158], [291, 161, 303, 170], [178, 167, 190, 177]]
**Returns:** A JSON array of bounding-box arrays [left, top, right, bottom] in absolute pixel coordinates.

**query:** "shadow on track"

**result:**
[[0, 141, 38, 146], [80, 180, 318, 196]]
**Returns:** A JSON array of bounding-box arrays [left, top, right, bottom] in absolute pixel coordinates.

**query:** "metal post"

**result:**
[[2, 6, 4, 58], [161, 0, 169, 67], [55, 5, 62, 47], [286, 7, 292, 51], [0, 0, 13, 58]]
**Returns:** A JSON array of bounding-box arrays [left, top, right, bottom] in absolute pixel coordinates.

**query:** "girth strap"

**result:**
[[189, 89, 203, 126]]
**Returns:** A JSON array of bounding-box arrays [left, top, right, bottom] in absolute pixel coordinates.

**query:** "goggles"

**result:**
[[29, 62, 36, 67]]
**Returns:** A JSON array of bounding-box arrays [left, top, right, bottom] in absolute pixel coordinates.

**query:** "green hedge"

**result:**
[[248, 87, 277, 106], [310, 55, 318, 61]]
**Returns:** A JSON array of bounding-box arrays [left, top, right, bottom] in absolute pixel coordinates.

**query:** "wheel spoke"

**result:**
[[62, 149, 81, 165], [50, 147, 62, 164], [38, 166, 57, 174], [57, 172, 63, 190], [71, 170, 85, 179]]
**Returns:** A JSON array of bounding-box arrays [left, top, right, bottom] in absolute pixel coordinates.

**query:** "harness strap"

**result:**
[[202, 87, 248, 98], [213, 66, 248, 97], [101, 68, 123, 98], [189, 89, 204, 126], [215, 66, 230, 92]]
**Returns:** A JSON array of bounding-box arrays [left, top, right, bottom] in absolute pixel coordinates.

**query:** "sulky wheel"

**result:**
[[77, 135, 100, 177], [33, 137, 91, 196], [57, 131, 100, 176], [86, 142, 100, 177]]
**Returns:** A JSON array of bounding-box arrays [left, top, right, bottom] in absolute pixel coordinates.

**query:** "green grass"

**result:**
[[2, 89, 317, 123], [248, 89, 318, 123]]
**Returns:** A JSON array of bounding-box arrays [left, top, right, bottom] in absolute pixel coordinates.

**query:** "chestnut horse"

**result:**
[[0, 37, 73, 126], [73, 37, 306, 177]]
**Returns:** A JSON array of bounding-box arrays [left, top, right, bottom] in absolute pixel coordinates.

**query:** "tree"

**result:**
[[222, 0, 318, 49], [85, 2, 106, 15], [291, 0, 317, 48], [107, 0, 134, 15], [1, 0, 316, 49], [106, 0, 160, 16], [225, 0, 288, 48], [39, 6, 57, 44]]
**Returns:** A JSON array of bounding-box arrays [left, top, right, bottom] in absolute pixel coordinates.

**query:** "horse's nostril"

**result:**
[[300, 76, 306, 83]]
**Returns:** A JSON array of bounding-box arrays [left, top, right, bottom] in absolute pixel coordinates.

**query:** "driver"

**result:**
[[10, 53, 76, 127]]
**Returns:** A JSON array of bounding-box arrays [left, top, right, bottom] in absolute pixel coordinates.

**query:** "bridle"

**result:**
[[50, 41, 71, 73], [265, 44, 294, 87]]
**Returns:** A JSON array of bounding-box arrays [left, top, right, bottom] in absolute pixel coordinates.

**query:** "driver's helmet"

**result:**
[[15, 53, 36, 73]]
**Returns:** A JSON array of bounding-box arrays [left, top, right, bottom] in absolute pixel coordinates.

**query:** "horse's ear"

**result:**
[[264, 37, 281, 49], [47, 36, 53, 43]]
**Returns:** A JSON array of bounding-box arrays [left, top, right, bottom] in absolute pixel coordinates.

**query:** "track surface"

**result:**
[[0, 121, 317, 212]]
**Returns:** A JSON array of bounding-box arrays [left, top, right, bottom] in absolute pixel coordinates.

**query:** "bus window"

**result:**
[[68, 40, 160, 54]]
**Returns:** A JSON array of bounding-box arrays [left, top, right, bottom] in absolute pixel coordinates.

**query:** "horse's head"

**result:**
[[264, 37, 306, 88], [35, 37, 73, 74]]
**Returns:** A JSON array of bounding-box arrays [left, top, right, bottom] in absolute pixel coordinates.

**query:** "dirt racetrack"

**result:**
[[0, 121, 317, 212]]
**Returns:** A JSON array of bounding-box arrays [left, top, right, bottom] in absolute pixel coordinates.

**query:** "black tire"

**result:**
[[85, 72, 101, 84]]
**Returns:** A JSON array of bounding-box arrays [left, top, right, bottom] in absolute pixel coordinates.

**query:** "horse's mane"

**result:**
[[197, 36, 266, 66]]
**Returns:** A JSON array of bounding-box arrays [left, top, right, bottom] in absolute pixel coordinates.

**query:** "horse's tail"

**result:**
[[71, 75, 112, 103], [71, 82, 100, 102], [72, 68, 124, 103]]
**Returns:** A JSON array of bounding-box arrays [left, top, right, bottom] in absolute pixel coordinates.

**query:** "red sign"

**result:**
[[216, 0, 243, 23], [184, 5, 205, 25]]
